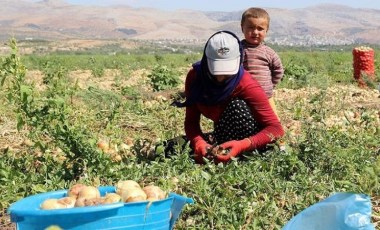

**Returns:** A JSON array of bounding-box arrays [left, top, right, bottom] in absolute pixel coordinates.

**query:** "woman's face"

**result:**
[[214, 75, 233, 83]]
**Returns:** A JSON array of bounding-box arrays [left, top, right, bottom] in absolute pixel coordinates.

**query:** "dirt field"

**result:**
[[0, 68, 379, 229]]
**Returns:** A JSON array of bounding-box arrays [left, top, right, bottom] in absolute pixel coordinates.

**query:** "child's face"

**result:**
[[241, 17, 268, 45]]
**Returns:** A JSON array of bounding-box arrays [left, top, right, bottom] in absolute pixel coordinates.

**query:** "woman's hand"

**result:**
[[193, 138, 212, 163], [215, 138, 252, 163]]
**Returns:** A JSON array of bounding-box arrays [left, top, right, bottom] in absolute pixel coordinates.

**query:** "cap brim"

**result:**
[[207, 57, 240, 75]]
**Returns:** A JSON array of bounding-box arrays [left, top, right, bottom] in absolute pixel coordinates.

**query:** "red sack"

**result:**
[[352, 46, 375, 87]]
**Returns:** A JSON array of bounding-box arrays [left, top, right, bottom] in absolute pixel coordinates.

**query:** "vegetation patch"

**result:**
[[0, 39, 379, 229]]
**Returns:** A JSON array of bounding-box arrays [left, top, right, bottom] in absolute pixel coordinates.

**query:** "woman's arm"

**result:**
[[185, 105, 203, 144], [183, 69, 204, 144], [238, 72, 284, 149]]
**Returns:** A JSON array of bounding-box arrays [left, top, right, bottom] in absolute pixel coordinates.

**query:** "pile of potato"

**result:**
[[40, 180, 166, 210]]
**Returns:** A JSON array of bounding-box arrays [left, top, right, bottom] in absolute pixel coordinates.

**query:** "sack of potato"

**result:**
[[352, 46, 375, 87]]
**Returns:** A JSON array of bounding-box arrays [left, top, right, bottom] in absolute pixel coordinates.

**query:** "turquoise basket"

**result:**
[[8, 186, 193, 230]]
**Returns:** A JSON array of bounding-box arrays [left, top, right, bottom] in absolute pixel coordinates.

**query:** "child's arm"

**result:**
[[270, 52, 284, 86]]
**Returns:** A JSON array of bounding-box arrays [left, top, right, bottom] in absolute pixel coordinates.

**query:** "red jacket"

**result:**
[[184, 68, 284, 150]]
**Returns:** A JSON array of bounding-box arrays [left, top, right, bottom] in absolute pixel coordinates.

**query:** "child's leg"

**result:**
[[268, 97, 286, 150], [268, 97, 280, 120]]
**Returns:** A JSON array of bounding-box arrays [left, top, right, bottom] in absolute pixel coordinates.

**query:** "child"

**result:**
[[241, 7, 284, 117]]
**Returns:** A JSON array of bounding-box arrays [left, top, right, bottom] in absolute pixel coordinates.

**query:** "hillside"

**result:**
[[1, 0, 380, 45]]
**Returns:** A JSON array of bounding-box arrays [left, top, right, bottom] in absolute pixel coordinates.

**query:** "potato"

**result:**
[[41, 197, 76, 210], [56, 197, 76, 208], [115, 180, 141, 195], [104, 193, 122, 204], [67, 184, 86, 198], [41, 199, 62, 210], [45, 225, 63, 230], [84, 197, 106, 206], [97, 140, 109, 152], [74, 197, 87, 207], [121, 188, 147, 202], [78, 186, 100, 199], [143, 185, 166, 201]]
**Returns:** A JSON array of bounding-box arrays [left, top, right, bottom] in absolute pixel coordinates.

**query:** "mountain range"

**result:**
[[1, 0, 380, 45]]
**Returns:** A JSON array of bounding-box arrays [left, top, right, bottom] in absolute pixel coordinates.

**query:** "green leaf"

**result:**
[[155, 145, 165, 154], [16, 114, 25, 131], [0, 169, 9, 179], [32, 184, 48, 193], [201, 171, 211, 181]]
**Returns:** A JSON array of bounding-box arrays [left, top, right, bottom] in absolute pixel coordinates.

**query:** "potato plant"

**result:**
[[0, 39, 379, 229]]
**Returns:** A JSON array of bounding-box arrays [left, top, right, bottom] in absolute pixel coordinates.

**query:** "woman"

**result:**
[[176, 30, 284, 163]]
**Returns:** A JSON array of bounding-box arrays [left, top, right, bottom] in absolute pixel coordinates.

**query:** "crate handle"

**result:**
[[169, 193, 194, 229]]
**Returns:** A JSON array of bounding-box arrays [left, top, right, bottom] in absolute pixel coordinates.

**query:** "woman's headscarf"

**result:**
[[173, 31, 244, 107]]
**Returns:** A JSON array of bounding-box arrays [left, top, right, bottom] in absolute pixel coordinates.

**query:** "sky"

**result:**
[[63, 0, 380, 11]]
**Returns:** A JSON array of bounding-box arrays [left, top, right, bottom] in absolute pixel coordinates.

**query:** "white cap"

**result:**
[[205, 31, 240, 75]]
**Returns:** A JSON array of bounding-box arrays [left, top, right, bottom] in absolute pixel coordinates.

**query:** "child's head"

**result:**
[[241, 7, 270, 45]]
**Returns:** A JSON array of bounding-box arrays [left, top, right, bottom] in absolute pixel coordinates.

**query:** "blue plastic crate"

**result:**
[[8, 186, 193, 230]]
